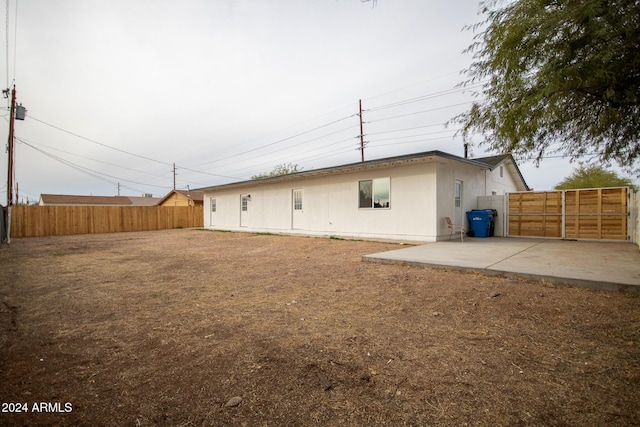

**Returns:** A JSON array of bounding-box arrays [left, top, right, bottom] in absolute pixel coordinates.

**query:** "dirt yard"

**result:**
[[0, 229, 638, 426]]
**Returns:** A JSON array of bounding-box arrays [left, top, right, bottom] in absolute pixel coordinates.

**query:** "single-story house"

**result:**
[[157, 190, 204, 207], [197, 150, 529, 242], [39, 194, 161, 207]]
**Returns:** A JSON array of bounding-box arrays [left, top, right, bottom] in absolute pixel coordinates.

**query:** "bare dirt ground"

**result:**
[[0, 229, 638, 426]]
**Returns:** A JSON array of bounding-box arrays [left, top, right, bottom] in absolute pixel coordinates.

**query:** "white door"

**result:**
[[454, 180, 463, 225], [240, 195, 249, 227], [209, 198, 217, 226], [292, 189, 303, 230]]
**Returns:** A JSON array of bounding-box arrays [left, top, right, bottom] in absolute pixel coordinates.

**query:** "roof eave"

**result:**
[[197, 150, 493, 192]]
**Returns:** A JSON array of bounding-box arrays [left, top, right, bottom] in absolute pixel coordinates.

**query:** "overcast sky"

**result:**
[[1, 0, 637, 203]]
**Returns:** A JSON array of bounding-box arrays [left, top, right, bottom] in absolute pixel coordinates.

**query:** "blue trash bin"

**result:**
[[466, 209, 494, 238]]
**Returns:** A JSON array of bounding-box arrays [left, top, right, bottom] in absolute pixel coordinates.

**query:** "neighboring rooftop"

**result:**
[[39, 194, 162, 206]]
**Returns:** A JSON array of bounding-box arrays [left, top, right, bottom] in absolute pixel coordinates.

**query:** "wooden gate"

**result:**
[[508, 188, 629, 240]]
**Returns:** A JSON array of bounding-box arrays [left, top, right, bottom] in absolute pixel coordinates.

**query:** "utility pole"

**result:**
[[6, 86, 16, 207], [3, 85, 26, 244], [359, 99, 365, 162], [173, 163, 176, 190], [4, 85, 16, 244]]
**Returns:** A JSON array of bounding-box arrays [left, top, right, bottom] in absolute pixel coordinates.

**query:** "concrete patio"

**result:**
[[363, 237, 640, 293]]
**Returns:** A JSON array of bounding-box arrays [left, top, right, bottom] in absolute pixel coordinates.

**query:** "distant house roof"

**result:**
[[197, 150, 530, 192], [175, 190, 204, 202], [157, 189, 204, 206], [127, 196, 162, 207], [39, 194, 164, 206], [39, 194, 133, 206]]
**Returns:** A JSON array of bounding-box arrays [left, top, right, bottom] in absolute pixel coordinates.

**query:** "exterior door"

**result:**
[[240, 194, 249, 227], [292, 189, 303, 230], [209, 198, 217, 226], [454, 180, 463, 225]]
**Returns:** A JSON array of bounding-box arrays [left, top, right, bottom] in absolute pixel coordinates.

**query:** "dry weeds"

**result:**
[[0, 229, 638, 426]]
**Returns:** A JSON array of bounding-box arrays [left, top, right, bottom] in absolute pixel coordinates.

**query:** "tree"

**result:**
[[251, 163, 303, 180], [455, 0, 640, 171], [554, 165, 637, 191]]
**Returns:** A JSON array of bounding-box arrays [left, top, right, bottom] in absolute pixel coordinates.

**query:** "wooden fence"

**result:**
[[9, 205, 204, 238], [508, 187, 629, 240]]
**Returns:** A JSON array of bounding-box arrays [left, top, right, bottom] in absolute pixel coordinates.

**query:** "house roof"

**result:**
[[157, 189, 204, 205], [127, 196, 162, 206], [197, 150, 529, 192], [40, 194, 133, 206]]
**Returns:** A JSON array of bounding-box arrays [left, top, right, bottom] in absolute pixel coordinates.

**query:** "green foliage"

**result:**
[[251, 163, 303, 180], [455, 0, 640, 171], [554, 165, 637, 191]]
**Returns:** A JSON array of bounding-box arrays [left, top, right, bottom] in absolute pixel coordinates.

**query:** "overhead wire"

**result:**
[[17, 136, 170, 180], [19, 139, 171, 193], [22, 72, 481, 192], [29, 115, 174, 166], [366, 83, 483, 112], [4, 0, 8, 90], [366, 102, 473, 123], [189, 113, 357, 168], [219, 136, 357, 179], [11, 0, 16, 82], [367, 129, 459, 144]]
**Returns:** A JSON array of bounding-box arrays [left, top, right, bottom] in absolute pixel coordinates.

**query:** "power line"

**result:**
[[4, 0, 8, 90], [19, 139, 171, 192], [366, 83, 483, 113], [11, 0, 16, 82], [29, 115, 174, 166], [16, 136, 170, 180], [367, 129, 458, 144], [367, 102, 473, 123], [189, 113, 357, 168], [365, 122, 450, 136]]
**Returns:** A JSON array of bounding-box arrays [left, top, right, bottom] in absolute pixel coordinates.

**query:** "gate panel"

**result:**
[[508, 192, 562, 238], [565, 188, 628, 239]]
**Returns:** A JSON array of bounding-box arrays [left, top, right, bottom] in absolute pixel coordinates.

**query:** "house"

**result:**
[[197, 151, 529, 242], [157, 190, 204, 207], [38, 194, 162, 207]]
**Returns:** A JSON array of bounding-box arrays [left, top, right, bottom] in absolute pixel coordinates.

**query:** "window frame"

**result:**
[[358, 177, 391, 209], [293, 189, 303, 211], [210, 198, 217, 213]]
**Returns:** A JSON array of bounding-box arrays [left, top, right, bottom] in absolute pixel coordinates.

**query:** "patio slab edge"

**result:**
[[361, 255, 640, 294]]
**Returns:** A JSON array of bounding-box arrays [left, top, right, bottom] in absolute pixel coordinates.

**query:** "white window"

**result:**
[[359, 178, 390, 209], [210, 198, 217, 213], [241, 196, 248, 212]]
